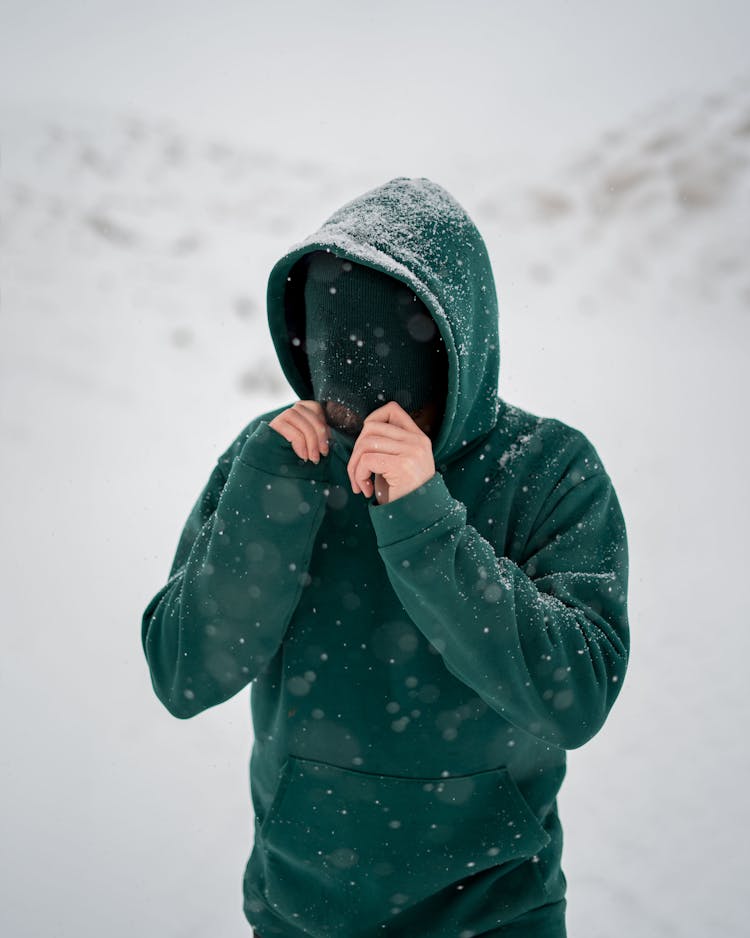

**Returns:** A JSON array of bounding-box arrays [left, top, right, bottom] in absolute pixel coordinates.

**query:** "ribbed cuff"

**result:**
[[368, 471, 463, 548], [238, 421, 333, 480]]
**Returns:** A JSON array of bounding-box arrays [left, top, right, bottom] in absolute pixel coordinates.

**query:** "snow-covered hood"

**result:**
[[265, 176, 501, 465]]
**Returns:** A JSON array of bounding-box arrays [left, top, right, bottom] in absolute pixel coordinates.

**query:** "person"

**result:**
[[141, 176, 630, 938]]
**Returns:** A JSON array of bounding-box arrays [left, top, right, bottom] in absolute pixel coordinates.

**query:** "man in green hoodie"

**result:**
[[142, 177, 630, 937]]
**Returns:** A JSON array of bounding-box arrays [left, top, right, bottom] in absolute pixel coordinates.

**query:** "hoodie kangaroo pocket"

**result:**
[[259, 755, 551, 935]]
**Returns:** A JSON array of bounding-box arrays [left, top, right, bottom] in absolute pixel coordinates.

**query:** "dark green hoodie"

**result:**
[[142, 177, 630, 937]]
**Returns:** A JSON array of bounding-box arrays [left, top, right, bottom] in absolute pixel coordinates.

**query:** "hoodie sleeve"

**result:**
[[141, 419, 329, 719], [367, 458, 630, 750]]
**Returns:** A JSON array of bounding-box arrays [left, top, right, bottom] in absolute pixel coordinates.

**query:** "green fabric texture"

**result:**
[[142, 176, 630, 938]]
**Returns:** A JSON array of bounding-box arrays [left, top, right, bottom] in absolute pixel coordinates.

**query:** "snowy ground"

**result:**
[[1, 73, 749, 938]]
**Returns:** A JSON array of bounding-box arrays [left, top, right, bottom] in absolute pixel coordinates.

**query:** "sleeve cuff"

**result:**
[[237, 420, 332, 480], [368, 471, 463, 548]]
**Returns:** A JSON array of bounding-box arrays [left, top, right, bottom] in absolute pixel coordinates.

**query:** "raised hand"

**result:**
[[347, 401, 436, 505], [268, 401, 331, 463]]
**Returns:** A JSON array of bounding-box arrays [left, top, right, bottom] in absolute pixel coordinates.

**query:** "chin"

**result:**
[[324, 400, 363, 437]]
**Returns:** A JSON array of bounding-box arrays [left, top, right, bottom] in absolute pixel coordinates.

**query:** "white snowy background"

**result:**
[[1, 1, 749, 936]]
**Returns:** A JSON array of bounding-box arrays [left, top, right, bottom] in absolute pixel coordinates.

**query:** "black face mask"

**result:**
[[302, 251, 446, 435]]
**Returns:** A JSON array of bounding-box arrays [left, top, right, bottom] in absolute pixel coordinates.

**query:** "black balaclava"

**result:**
[[302, 250, 446, 436]]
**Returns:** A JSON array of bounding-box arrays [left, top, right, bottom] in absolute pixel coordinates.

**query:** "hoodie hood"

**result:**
[[266, 176, 501, 466]]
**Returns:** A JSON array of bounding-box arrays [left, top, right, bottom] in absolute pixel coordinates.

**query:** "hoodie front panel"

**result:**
[[247, 431, 566, 782], [243, 430, 568, 937]]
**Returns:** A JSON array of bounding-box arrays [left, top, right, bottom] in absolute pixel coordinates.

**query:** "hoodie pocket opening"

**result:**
[[259, 755, 551, 934], [258, 758, 295, 840]]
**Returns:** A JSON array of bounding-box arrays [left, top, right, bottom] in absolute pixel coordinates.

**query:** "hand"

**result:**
[[347, 401, 436, 505], [268, 401, 331, 463]]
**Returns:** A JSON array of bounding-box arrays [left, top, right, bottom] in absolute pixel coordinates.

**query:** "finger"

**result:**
[[355, 421, 411, 443], [281, 406, 324, 461], [352, 452, 392, 495], [352, 434, 404, 454], [296, 401, 330, 454], [348, 438, 368, 493], [362, 400, 419, 432], [298, 399, 324, 413], [297, 399, 328, 429], [347, 422, 424, 479], [273, 416, 309, 461], [347, 434, 404, 492], [294, 401, 333, 459]]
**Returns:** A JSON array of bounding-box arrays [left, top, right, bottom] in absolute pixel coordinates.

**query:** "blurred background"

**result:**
[[1, 1, 749, 936]]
